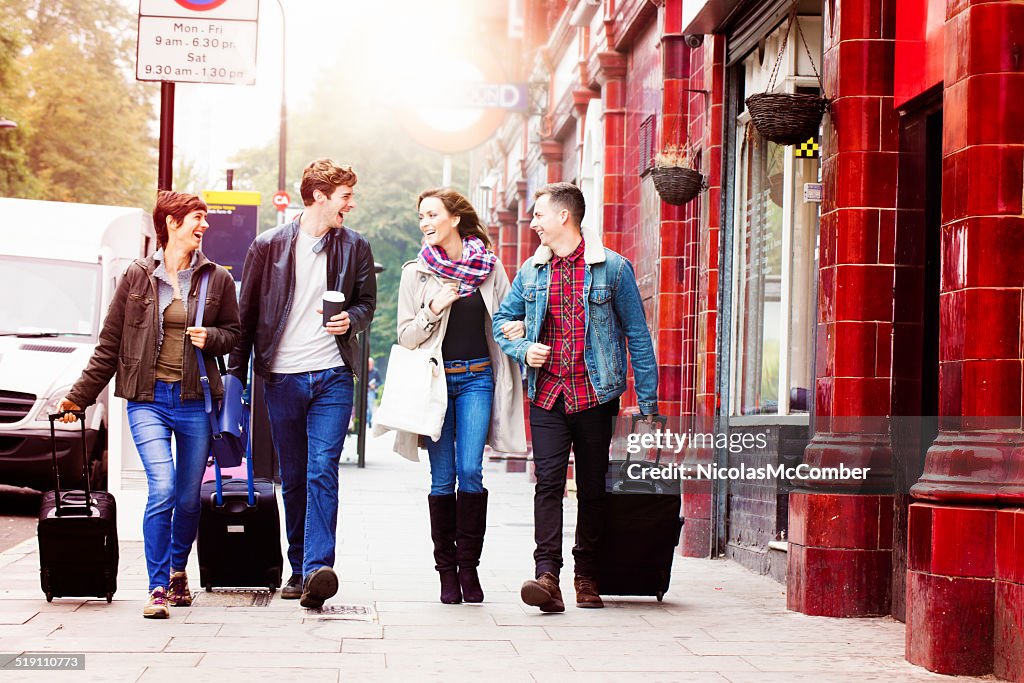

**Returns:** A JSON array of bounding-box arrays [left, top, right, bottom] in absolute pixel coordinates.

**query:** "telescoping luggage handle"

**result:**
[[626, 414, 669, 465], [618, 414, 669, 494], [212, 444, 257, 508], [48, 410, 94, 517], [192, 272, 257, 509]]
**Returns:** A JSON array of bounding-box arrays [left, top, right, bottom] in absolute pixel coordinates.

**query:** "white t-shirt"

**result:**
[[270, 229, 345, 374]]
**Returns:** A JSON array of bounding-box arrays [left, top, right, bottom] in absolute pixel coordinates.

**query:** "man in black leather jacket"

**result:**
[[228, 159, 377, 609]]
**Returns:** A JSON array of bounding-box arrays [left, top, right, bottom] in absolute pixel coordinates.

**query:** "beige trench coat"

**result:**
[[374, 257, 527, 461]]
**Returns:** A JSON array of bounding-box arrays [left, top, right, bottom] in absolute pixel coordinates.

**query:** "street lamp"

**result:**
[[0, 117, 17, 129], [274, 0, 287, 225]]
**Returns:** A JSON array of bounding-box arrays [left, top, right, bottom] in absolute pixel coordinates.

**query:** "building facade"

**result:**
[[469, 0, 1024, 678]]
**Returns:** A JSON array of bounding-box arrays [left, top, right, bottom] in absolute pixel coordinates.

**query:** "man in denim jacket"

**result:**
[[493, 182, 658, 612]]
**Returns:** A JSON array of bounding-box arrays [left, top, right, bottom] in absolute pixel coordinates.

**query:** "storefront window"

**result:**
[[736, 131, 784, 414], [730, 18, 822, 417]]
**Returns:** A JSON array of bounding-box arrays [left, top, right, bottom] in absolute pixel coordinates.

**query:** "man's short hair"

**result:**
[[300, 159, 358, 206], [534, 182, 585, 228]]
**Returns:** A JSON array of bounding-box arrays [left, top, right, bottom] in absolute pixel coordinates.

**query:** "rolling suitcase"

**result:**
[[197, 453, 283, 592], [37, 411, 118, 603], [598, 414, 683, 601]]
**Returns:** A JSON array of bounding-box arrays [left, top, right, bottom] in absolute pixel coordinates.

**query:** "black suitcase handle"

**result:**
[[48, 411, 93, 517], [627, 414, 668, 465]]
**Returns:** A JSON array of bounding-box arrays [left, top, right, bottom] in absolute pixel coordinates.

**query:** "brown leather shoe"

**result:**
[[520, 571, 565, 613], [574, 575, 604, 608]]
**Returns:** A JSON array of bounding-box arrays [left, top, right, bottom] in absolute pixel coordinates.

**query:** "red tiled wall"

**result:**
[[816, 0, 899, 426], [618, 19, 663, 412], [905, 1, 1024, 678], [912, 0, 1024, 501], [676, 32, 726, 559], [788, 0, 900, 618]]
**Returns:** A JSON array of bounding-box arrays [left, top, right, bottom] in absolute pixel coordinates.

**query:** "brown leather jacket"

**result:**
[[66, 251, 241, 407]]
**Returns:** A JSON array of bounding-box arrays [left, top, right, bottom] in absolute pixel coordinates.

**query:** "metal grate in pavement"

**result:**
[[304, 603, 376, 621], [191, 590, 274, 607]]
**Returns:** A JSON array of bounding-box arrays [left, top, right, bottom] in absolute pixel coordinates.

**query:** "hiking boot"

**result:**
[[143, 587, 169, 619], [300, 567, 338, 609], [281, 574, 303, 600], [574, 575, 604, 609], [520, 571, 565, 613], [167, 571, 192, 607]]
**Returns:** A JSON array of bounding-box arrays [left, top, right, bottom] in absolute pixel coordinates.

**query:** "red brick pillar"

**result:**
[[906, 0, 1024, 676], [995, 507, 1024, 682], [666, 32, 726, 558], [595, 51, 627, 254], [788, 0, 900, 617]]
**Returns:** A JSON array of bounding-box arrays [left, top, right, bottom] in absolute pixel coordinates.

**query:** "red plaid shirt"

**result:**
[[534, 239, 600, 414]]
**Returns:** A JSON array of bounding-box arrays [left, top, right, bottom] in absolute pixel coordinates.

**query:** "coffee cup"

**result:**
[[322, 291, 346, 327]]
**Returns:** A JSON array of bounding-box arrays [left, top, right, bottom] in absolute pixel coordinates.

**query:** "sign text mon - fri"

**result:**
[[136, 0, 259, 85]]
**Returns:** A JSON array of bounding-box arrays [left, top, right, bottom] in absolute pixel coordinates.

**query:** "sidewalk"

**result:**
[[0, 434, 976, 682]]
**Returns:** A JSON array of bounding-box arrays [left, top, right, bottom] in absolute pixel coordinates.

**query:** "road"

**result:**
[[0, 486, 39, 553]]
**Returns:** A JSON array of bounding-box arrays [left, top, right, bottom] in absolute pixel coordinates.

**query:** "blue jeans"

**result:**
[[127, 381, 211, 591], [426, 358, 493, 496], [263, 365, 353, 579], [366, 389, 376, 428]]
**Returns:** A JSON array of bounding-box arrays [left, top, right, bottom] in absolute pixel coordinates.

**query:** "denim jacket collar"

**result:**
[[532, 224, 606, 266]]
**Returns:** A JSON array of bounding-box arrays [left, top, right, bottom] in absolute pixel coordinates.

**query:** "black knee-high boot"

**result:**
[[427, 494, 461, 604], [456, 489, 488, 603]]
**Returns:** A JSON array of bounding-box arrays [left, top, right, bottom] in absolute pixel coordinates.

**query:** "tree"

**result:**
[[0, 0, 156, 207], [0, 9, 32, 196], [230, 102, 471, 358]]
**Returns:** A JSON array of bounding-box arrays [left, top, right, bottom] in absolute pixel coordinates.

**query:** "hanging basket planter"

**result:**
[[746, 2, 829, 146], [745, 92, 828, 146], [651, 166, 705, 205]]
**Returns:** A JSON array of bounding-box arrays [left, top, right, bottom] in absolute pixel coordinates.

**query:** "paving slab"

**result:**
[[0, 433, 991, 681]]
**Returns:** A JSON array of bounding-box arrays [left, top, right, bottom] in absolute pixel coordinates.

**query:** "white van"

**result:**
[[0, 198, 154, 491]]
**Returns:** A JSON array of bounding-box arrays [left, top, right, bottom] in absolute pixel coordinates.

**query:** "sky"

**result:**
[[127, 0, 499, 192]]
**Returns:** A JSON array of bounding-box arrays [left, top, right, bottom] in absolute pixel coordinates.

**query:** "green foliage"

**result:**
[[229, 96, 471, 357], [0, 1, 156, 207]]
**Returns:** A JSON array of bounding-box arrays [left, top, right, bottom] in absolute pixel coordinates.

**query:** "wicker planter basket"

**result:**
[[745, 3, 829, 146], [745, 92, 828, 146], [651, 166, 704, 205]]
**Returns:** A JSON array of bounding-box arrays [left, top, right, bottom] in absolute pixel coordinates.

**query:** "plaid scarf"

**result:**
[[419, 236, 496, 297]]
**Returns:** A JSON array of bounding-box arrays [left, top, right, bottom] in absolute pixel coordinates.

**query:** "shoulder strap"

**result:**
[[192, 272, 218, 434]]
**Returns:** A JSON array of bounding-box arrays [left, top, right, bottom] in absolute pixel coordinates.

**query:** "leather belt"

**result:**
[[445, 360, 491, 374]]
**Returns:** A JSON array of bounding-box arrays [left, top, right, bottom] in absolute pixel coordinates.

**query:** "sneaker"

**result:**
[[281, 574, 303, 600], [167, 571, 192, 607], [300, 567, 338, 609], [574, 575, 604, 609], [520, 571, 565, 613], [143, 587, 169, 619]]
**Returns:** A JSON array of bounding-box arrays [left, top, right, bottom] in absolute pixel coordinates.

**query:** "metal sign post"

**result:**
[[138, 0, 260, 191]]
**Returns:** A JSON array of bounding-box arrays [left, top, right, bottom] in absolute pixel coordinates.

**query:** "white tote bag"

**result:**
[[374, 337, 447, 442]]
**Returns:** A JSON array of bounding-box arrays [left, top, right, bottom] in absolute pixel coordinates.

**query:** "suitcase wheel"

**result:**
[[45, 592, 53, 603], [267, 568, 282, 592], [205, 585, 212, 592], [106, 592, 113, 603], [656, 591, 664, 602]]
